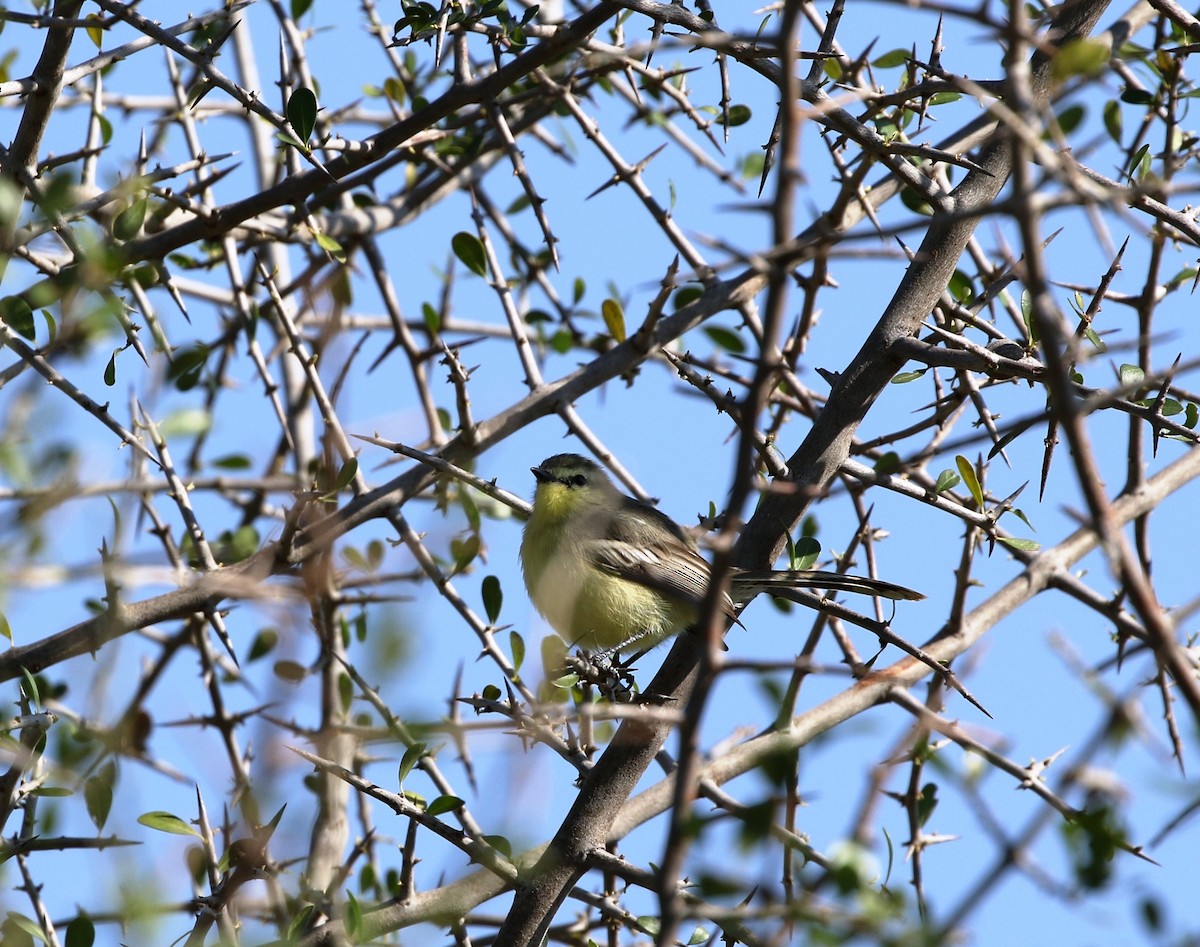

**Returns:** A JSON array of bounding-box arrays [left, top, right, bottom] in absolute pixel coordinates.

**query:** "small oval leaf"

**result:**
[[933, 470, 961, 495], [955, 455, 985, 509], [510, 630, 525, 672], [704, 325, 745, 354], [482, 575, 502, 624], [286, 87, 318, 141], [113, 197, 147, 241], [1119, 363, 1145, 388], [998, 536, 1042, 551], [0, 295, 36, 340], [138, 810, 200, 837], [451, 232, 488, 277], [601, 298, 626, 342], [427, 794, 464, 816]]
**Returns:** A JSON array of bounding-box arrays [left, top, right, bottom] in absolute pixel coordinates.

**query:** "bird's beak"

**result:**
[[531, 465, 554, 484]]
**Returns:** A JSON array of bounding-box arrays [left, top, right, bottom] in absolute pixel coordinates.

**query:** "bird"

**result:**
[[519, 453, 922, 653]]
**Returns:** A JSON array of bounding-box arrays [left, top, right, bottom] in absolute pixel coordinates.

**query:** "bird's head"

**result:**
[[529, 453, 617, 520]]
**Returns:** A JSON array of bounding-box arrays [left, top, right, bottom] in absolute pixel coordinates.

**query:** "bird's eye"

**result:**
[[569, 474, 587, 487]]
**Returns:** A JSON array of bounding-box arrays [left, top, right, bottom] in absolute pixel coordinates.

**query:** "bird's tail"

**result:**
[[731, 570, 923, 603]]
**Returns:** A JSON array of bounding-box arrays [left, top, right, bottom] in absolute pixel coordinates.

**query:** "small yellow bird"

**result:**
[[520, 453, 922, 653]]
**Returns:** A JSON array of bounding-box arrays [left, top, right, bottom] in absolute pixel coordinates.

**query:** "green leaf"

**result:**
[[287, 905, 317, 943], [0, 295, 36, 340], [158, 408, 212, 439], [138, 810, 200, 837], [32, 786, 73, 797], [899, 185, 933, 216], [20, 667, 39, 708], [0, 613, 10, 643], [1051, 38, 1109, 81], [1119, 363, 1144, 388], [987, 424, 1028, 459], [216, 525, 258, 561], [871, 49, 909, 68], [276, 130, 307, 150], [398, 743, 426, 787], [344, 891, 362, 940], [84, 13, 104, 48], [167, 343, 209, 391], [422, 302, 441, 334], [933, 469, 961, 494], [333, 457, 358, 492], [84, 761, 116, 831], [1126, 143, 1150, 181], [636, 916, 662, 936], [273, 660, 306, 682], [998, 536, 1042, 551], [482, 575, 502, 624], [427, 794, 464, 816], [457, 487, 479, 537], [338, 672, 353, 713], [673, 286, 704, 310], [955, 455, 984, 508], [917, 782, 939, 826], [481, 683, 501, 701], [724, 104, 752, 126], [382, 76, 406, 104], [549, 329, 572, 354], [1103, 99, 1122, 143], [891, 369, 927, 384], [1053, 104, 1085, 135], [247, 628, 278, 662], [286, 87, 318, 142], [112, 197, 147, 241], [1010, 507, 1036, 531], [484, 834, 512, 858], [948, 269, 974, 304], [1120, 86, 1154, 105], [704, 325, 745, 354], [291, 0, 314, 18], [451, 231, 488, 277], [1020, 289, 1037, 344], [104, 352, 117, 387], [509, 630, 525, 672], [450, 534, 480, 573], [212, 454, 252, 470], [601, 298, 626, 342], [7, 913, 47, 944], [789, 535, 820, 571], [314, 231, 345, 263], [1185, 403, 1198, 429], [65, 914, 95, 947], [874, 451, 902, 475]]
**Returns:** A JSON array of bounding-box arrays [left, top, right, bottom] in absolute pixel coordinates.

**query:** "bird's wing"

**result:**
[[582, 499, 736, 620], [588, 537, 713, 606]]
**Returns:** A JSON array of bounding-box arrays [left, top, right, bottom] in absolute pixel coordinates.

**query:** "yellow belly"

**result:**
[[526, 547, 693, 652]]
